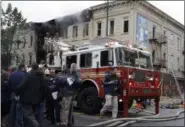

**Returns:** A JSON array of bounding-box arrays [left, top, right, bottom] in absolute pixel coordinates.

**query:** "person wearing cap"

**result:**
[[100, 65, 121, 119]]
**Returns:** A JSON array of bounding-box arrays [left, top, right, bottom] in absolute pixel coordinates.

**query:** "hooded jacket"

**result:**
[[15, 70, 49, 105]]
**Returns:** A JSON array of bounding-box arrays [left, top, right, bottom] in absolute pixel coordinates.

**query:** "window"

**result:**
[[100, 50, 113, 66], [80, 53, 92, 68], [97, 22, 101, 36], [64, 28, 68, 39], [83, 24, 89, 37], [110, 20, 114, 35], [73, 26, 78, 37], [30, 36, 33, 47], [177, 37, 180, 50], [123, 20, 129, 33], [177, 58, 180, 70], [152, 26, 156, 39], [163, 53, 166, 60], [29, 53, 32, 65], [66, 55, 77, 69]]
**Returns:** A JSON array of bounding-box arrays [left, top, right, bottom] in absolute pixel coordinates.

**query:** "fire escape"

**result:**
[[149, 29, 167, 71]]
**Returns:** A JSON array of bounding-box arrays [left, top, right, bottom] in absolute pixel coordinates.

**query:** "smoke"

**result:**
[[54, 8, 92, 28]]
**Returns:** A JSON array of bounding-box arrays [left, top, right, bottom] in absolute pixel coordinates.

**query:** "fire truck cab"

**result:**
[[60, 38, 160, 117]]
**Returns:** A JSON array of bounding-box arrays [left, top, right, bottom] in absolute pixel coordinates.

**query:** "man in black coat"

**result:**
[[15, 63, 48, 127]]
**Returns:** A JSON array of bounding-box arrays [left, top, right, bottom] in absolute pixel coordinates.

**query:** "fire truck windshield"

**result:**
[[115, 47, 152, 69]]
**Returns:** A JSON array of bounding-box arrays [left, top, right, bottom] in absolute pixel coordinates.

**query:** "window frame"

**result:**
[[123, 19, 129, 34], [97, 22, 101, 36], [110, 20, 114, 35], [66, 55, 77, 69], [83, 23, 89, 37], [100, 49, 114, 67], [80, 52, 92, 68], [73, 25, 78, 37]]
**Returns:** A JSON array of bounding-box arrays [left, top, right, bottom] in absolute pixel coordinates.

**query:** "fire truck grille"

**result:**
[[134, 71, 145, 82]]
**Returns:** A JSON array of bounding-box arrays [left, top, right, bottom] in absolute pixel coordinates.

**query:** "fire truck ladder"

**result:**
[[170, 61, 184, 102]]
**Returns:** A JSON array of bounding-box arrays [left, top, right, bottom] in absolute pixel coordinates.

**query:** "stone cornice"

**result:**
[[91, 0, 184, 30], [139, 1, 184, 30]]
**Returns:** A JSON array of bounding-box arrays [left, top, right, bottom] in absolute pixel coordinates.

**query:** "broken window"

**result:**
[[110, 20, 114, 35], [123, 20, 129, 33], [30, 35, 33, 47], [73, 25, 78, 37], [83, 23, 89, 37], [80, 53, 92, 68], [97, 22, 101, 36], [66, 55, 77, 69]]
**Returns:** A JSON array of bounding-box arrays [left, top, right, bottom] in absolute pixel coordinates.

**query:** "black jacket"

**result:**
[[15, 70, 49, 105]]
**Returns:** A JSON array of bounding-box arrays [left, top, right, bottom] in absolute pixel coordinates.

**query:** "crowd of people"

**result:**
[[1, 62, 82, 127]]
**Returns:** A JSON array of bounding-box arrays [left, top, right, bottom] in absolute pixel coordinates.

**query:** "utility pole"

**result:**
[[106, 0, 109, 36]]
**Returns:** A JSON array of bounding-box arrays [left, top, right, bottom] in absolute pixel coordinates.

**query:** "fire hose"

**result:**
[[88, 110, 184, 127]]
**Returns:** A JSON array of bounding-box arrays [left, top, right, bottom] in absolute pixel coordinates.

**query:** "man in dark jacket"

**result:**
[[100, 66, 121, 119], [60, 63, 82, 127], [1, 71, 10, 127], [8, 64, 26, 127], [15, 63, 48, 127]]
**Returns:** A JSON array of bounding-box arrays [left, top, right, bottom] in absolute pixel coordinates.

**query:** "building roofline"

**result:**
[[90, 0, 184, 30], [142, 1, 184, 30]]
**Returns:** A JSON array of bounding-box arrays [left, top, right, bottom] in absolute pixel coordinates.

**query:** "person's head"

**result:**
[[110, 66, 117, 75], [18, 64, 26, 72], [70, 63, 77, 72], [31, 63, 39, 71]]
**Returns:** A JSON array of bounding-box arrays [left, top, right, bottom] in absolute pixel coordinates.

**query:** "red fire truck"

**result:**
[[60, 38, 160, 117]]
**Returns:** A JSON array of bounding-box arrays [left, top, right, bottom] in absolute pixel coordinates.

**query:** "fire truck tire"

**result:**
[[119, 99, 133, 110], [79, 87, 102, 114]]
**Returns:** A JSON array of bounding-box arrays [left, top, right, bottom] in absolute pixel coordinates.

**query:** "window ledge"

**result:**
[[121, 32, 129, 35]]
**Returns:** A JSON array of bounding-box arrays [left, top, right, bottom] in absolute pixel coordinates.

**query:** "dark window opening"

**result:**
[[83, 24, 89, 37], [124, 20, 129, 33], [66, 55, 77, 69], [49, 53, 54, 65], [29, 54, 32, 65], [30, 36, 33, 47], [152, 26, 156, 39], [110, 20, 114, 35], [80, 53, 92, 68], [97, 22, 101, 36], [73, 26, 78, 37], [101, 50, 113, 66]]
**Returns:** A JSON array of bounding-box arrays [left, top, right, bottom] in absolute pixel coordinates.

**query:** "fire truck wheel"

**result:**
[[118, 99, 133, 110], [79, 87, 102, 114]]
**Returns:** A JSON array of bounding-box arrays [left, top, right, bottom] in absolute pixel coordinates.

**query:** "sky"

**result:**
[[1, 1, 184, 25]]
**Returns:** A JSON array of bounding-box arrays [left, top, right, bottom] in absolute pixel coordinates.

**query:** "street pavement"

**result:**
[[43, 108, 184, 126]]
